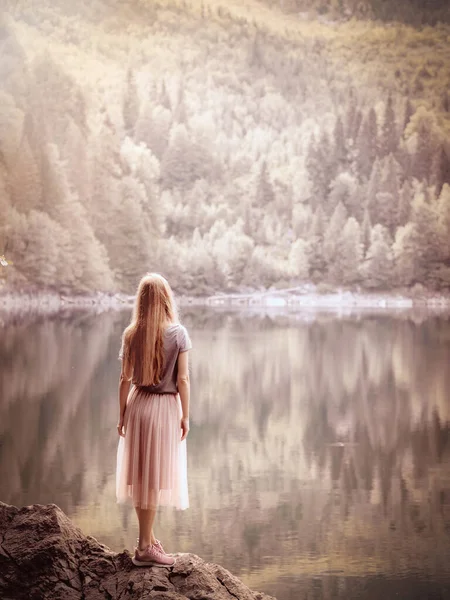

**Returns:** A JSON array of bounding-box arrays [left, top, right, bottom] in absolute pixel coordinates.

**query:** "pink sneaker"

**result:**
[[136, 538, 170, 556], [132, 543, 176, 568]]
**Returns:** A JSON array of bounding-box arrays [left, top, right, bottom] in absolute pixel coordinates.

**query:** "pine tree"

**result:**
[[393, 223, 421, 286], [375, 192, 395, 233], [403, 98, 414, 133], [173, 83, 187, 124], [309, 205, 327, 275], [274, 179, 293, 221], [431, 145, 450, 196], [436, 184, 450, 262], [377, 154, 401, 232], [161, 124, 198, 190], [288, 238, 310, 281], [256, 161, 275, 207], [158, 80, 172, 111], [306, 132, 336, 208], [243, 200, 255, 238], [356, 108, 378, 180], [414, 121, 433, 183], [405, 107, 440, 183], [213, 220, 254, 287], [398, 180, 412, 226], [380, 95, 398, 158], [334, 217, 362, 285], [351, 109, 363, 145], [345, 92, 356, 138], [411, 189, 440, 265], [123, 67, 140, 137], [334, 115, 347, 166], [381, 154, 401, 198], [347, 183, 365, 222], [345, 90, 361, 141], [366, 158, 382, 223], [134, 102, 153, 146], [182, 228, 218, 294], [292, 203, 313, 238], [136, 163, 163, 241], [361, 208, 372, 255], [323, 202, 348, 275], [362, 224, 394, 289]]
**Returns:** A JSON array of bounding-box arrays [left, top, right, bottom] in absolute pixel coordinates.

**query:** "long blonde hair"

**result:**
[[122, 273, 178, 385]]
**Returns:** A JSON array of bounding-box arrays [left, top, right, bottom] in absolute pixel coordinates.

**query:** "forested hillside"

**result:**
[[1, 0, 450, 294], [260, 1, 450, 26]]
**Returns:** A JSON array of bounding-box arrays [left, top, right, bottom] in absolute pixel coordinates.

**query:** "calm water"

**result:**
[[1, 308, 450, 600]]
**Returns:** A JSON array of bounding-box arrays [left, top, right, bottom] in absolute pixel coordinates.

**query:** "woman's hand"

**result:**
[[181, 417, 189, 441], [117, 417, 125, 437]]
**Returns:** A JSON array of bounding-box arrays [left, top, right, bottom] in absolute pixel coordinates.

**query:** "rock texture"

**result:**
[[0, 502, 275, 600]]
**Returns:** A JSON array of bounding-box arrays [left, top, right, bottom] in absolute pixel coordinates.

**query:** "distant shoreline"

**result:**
[[1, 287, 450, 320]]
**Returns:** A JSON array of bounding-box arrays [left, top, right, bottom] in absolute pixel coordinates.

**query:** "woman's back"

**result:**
[[135, 323, 191, 393], [120, 323, 192, 392]]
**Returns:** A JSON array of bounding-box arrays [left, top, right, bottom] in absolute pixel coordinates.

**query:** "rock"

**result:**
[[0, 502, 276, 600]]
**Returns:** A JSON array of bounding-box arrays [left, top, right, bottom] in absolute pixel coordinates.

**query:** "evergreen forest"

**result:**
[[1, 0, 450, 295]]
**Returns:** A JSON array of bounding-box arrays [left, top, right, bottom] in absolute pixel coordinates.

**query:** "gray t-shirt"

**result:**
[[119, 323, 192, 393]]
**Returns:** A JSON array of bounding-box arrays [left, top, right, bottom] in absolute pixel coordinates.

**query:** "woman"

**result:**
[[116, 273, 191, 568]]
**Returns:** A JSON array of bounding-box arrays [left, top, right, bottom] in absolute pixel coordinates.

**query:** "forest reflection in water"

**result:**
[[1, 308, 450, 600]]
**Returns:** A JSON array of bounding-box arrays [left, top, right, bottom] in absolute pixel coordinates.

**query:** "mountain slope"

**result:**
[[1, 0, 450, 294]]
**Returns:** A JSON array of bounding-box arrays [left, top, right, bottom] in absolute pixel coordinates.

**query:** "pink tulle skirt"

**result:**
[[116, 387, 189, 510]]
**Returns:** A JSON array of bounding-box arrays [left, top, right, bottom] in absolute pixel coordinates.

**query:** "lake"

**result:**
[[1, 307, 450, 600]]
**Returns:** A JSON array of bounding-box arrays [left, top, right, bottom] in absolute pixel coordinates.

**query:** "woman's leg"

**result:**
[[135, 507, 157, 550]]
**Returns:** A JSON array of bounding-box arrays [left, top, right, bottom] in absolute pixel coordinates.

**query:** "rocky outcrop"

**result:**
[[0, 502, 276, 600]]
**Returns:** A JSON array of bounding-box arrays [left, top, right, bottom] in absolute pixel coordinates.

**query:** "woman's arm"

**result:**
[[177, 350, 190, 441], [117, 371, 131, 437]]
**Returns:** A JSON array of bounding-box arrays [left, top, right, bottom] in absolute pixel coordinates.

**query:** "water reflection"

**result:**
[[0, 309, 449, 600]]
